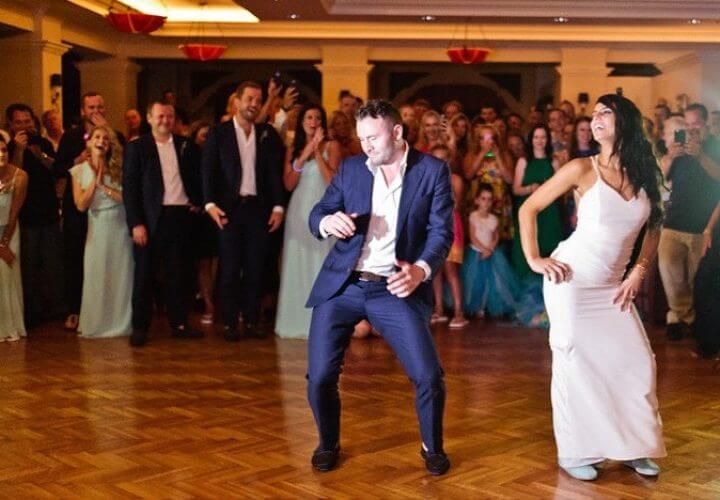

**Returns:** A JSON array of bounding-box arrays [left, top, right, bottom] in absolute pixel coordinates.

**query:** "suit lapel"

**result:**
[[226, 120, 242, 192], [147, 136, 165, 200], [254, 123, 263, 193], [356, 157, 374, 216], [396, 148, 425, 239]]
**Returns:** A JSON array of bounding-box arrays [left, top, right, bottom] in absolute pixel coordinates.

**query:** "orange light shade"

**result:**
[[179, 44, 228, 61], [106, 12, 166, 34], [446, 46, 491, 64]]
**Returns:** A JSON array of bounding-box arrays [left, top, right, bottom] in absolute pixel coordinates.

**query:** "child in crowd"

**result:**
[[462, 183, 518, 317]]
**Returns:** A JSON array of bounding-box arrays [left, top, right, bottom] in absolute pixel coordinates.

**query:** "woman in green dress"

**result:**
[[511, 124, 563, 278], [0, 136, 29, 342], [70, 125, 133, 338], [275, 104, 341, 339]]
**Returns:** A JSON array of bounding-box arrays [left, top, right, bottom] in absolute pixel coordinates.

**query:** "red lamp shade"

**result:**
[[446, 46, 491, 64], [179, 43, 227, 61], [106, 12, 166, 34]]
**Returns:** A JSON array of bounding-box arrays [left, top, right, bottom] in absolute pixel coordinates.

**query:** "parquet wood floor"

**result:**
[[1, 318, 719, 499]]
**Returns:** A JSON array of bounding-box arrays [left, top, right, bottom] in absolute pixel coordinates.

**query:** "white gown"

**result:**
[[544, 156, 666, 466]]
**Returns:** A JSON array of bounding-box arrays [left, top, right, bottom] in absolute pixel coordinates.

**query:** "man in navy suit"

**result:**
[[202, 81, 285, 340], [306, 100, 454, 475], [123, 102, 203, 346]]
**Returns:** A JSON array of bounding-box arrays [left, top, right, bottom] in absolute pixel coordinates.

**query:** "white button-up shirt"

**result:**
[[234, 116, 257, 196], [156, 136, 189, 206], [321, 142, 431, 280]]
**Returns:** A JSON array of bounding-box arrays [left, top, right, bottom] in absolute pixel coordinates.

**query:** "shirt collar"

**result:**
[[365, 141, 410, 178], [233, 116, 255, 141], [155, 134, 174, 146]]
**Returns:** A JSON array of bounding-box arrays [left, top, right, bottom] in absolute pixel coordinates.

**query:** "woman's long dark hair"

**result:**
[[292, 103, 328, 162], [525, 124, 553, 161], [596, 94, 664, 228]]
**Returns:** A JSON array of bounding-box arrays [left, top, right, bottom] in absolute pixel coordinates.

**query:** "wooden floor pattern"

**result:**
[[1, 317, 719, 499]]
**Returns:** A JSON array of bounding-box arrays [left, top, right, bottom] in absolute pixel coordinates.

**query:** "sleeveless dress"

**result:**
[[275, 153, 333, 339], [544, 156, 666, 466], [461, 212, 518, 316], [0, 168, 26, 341], [70, 162, 134, 338], [511, 158, 563, 278]]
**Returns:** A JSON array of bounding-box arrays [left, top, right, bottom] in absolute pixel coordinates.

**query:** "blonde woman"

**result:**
[[71, 125, 133, 338], [415, 110, 445, 153]]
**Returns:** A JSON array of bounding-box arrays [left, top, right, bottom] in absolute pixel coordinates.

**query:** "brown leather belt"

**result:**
[[352, 271, 387, 282]]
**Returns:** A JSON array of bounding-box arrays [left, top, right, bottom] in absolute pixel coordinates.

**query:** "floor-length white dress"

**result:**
[[543, 156, 666, 467]]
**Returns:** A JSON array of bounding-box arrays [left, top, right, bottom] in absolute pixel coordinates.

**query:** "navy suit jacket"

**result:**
[[122, 134, 202, 236], [201, 120, 284, 212], [306, 147, 454, 309]]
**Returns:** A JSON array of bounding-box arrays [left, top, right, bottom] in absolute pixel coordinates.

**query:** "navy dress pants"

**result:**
[[307, 278, 446, 453]]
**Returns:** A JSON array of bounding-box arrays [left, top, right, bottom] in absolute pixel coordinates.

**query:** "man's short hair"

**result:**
[[235, 81, 262, 99], [5, 103, 34, 123], [81, 91, 102, 107], [686, 102, 708, 122], [355, 99, 401, 127], [146, 101, 174, 116], [339, 89, 352, 100]]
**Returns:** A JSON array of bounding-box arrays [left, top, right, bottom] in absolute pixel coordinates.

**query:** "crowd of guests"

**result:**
[[0, 82, 718, 357]]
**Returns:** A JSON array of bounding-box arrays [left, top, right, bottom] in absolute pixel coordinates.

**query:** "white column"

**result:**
[[556, 48, 610, 111], [78, 56, 142, 131], [315, 45, 373, 113]]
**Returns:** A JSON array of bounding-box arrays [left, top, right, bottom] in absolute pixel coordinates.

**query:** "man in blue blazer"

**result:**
[[306, 100, 454, 475]]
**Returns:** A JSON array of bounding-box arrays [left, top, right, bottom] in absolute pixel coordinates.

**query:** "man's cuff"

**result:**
[[204, 202, 217, 212], [319, 215, 332, 239], [272, 205, 284, 214], [415, 260, 432, 282]]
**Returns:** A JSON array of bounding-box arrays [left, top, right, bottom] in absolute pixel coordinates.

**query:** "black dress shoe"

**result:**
[[130, 330, 147, 347], [224, 327, 243, 342], [667, 323, 683, 341], [244, 324, 266, 339], [171, 326, 204, 339], [420, 448, 450, 476], [311, 445, 340, 472]]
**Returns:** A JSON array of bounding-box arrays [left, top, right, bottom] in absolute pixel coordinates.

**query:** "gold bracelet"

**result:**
[[634, 262, 647, 280]]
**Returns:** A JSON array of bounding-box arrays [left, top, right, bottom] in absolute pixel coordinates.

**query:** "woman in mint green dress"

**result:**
[[511, 124, 563, 278], [275, 104, 341, 339], [0, 136, 29, 342], [70, 125, 133, 338]]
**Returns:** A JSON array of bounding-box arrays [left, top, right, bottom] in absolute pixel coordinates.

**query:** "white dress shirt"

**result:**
[[204, 118, 283, 214], [320, 142, 431, 280], [156, 136, 189, 206], [234, 116, 257, 196]]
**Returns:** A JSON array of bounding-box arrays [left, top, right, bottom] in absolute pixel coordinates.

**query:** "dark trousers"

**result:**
[[694, 240, 720, 354], [306, 278, 446, 453], [20, 222, 65, 327], [62, 197, 87, 315], [218, 198, 269, 327], [132, 206, 193, 331]]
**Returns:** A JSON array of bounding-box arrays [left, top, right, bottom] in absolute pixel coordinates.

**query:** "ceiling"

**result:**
[[67, 0, 720, 25], [239, 0, 720, 24]]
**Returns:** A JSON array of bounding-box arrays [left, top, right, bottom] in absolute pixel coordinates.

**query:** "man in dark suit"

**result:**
[[123, 102, 203, 347], [202, 81, 285, 341], [305, 100, 454, 475], [54, 92, 125, 331]]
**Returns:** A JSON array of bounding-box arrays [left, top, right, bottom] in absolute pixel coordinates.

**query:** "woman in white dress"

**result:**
[[519, 94, 666, 481]]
